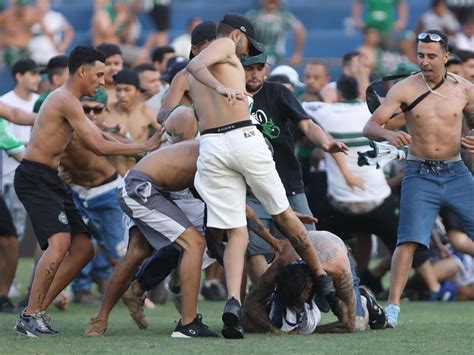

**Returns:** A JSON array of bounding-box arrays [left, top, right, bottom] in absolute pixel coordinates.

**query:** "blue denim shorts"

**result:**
[[397, 160, 474, 248]]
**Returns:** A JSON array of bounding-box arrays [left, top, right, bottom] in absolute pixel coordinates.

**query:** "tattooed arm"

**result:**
[[246, 204, 283, 256], [243, 262, 282, 334]]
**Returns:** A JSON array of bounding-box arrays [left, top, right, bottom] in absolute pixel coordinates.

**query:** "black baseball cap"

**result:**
[[220, 13, 265, 56], [190, 21, 217, 59], [113, 68, 140, 88], [161, 60, 188, 83], [12, 58, 41, 77]]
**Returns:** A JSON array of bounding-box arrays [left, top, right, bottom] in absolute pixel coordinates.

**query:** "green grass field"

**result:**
[[1, 259, 473, 354]]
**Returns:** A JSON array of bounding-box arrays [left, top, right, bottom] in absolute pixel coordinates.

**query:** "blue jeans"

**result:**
[[71, 187, 125, 292], [398, 160, 474, 248]]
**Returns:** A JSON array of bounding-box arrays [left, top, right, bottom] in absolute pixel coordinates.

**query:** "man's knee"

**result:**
[[47, 233, 72, 255], [176, 227, 205, 253]]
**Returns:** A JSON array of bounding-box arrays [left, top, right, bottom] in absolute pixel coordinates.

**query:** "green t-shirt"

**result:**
[[33, 90, 51, 114], [364, 0, 399, 35], [0, 118, 25, 156]]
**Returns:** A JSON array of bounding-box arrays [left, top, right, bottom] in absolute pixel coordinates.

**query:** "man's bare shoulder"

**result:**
[[449, 73, 474, 96], [141, 104, 157, 120], [42, 88, 79, 113]]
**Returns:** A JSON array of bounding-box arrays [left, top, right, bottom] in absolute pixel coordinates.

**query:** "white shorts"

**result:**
[[195, 125, 289, 229]]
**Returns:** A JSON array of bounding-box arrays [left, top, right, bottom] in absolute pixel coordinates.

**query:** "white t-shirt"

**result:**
[[0, 90, 39, 187], [171, 33, 191, 59], [303, 101, 391, 203], [28, 10, 69, 65]]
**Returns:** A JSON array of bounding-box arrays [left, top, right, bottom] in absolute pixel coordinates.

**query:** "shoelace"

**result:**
[[32, 312, 51, 332], [196, 314, 209, 329]]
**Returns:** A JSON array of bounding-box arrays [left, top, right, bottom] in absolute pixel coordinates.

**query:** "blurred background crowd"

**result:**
[[0, 0, 473, 311]]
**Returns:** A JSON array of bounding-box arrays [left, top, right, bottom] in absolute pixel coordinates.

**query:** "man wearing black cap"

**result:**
[[157, 20, 217, 124], [107, 68, 161, 175], [241, 53, 348, 283], [187, 13, 337, 339], [12, 46, 163, 337], [1, 58, 40, 245]]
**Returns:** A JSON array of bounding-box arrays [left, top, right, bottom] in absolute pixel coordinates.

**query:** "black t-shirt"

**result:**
[[251, 81, 309, 195]]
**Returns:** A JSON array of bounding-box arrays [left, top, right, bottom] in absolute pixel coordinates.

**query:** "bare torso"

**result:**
[[61, 134, 116, 187], [133, 140, 199, 191], [105, 101, 158, 174], [25, 89, 80, 169], [398, 73, 470, 159], [188, 45, 250, 131], [0, 8, 38, 49]]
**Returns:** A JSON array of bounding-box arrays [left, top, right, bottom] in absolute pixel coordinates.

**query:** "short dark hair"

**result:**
[[275, 264, 314, 310], [342, 51, 360, 67], [337, 75, 360, 100], [417, 29, 449, 52], [133, 63, 157, 74], [68, 46, 105, 74], [151, 46, 175, 63], [216, 22, 235, 37], [96, 43, 122, 59], [46, 55, 68, 82]]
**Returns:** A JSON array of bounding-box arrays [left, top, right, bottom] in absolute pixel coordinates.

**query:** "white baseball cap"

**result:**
[[270, 65, 303, 87]]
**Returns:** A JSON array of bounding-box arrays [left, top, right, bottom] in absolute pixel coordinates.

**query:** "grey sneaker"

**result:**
[[384, 304, 400, 328], [14, 311, 58, 337]]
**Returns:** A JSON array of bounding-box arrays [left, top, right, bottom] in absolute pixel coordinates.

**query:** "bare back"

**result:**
[[134, 140, 199, 191], [396, 73, 470, 159], [188, 38, 250, 131]]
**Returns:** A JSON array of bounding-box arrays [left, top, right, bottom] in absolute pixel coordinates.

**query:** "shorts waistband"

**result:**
[[125, 170, 162, 189], [71, 174, 121, 201], [407, 152, 462, 165], [20, 159, 58, 174], [201, 120, 255, 135]]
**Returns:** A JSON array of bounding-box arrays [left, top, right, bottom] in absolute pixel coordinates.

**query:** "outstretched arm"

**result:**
[[0, 102, 36, 125]]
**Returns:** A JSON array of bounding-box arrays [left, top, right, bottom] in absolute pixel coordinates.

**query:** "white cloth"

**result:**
[[420, 10, 461, 33], [454, 254, 474, 288], [455, 32, 474, 51], [303, 101, 391, 203], [357, 141, 407, 169], [0, 91, 38, 188], [171, 33, 192, 59], [195, 125, 288, 229], [271, 300, 321, 335], [28, 11, 69, 65]]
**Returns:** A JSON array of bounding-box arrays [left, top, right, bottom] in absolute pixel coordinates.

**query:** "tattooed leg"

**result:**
[[272, 208, 326, 277], [25, 233, 72, 315]]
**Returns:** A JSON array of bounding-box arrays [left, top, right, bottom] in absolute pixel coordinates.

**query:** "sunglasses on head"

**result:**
[[417, 32, 447, 48], [82, 105, 105, 114]]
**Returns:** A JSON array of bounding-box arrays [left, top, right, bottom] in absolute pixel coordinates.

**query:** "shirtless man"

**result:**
[[13, 45, 162, 337], [363, 30, 474, 328], [59, 88, 127, 303], [0, 0, 46, 66], [85, 140, 217, 338], [105, 68, 160, 175], [243, 231, 386, 334], [157, 21, 217, 124], [186, 13, 338, 339], [97, 43, 123, 104]]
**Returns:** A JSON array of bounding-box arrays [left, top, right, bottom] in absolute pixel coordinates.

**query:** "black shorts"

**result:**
[[148, 4, 170, 31], [14, 159, 89, 250], [0, 195, 17, 237]]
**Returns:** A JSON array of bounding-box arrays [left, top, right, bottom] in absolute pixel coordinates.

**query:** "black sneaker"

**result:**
[[359, 285, 386, 330], [0, 295, 16, 313], [222, 297, 244, 339], [201, 281, 226, 301], [171, 314, 218, 338], [14, 311, 58, 337]]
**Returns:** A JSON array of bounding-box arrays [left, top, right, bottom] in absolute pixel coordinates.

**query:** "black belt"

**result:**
[[201, 120, 255, 135]]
